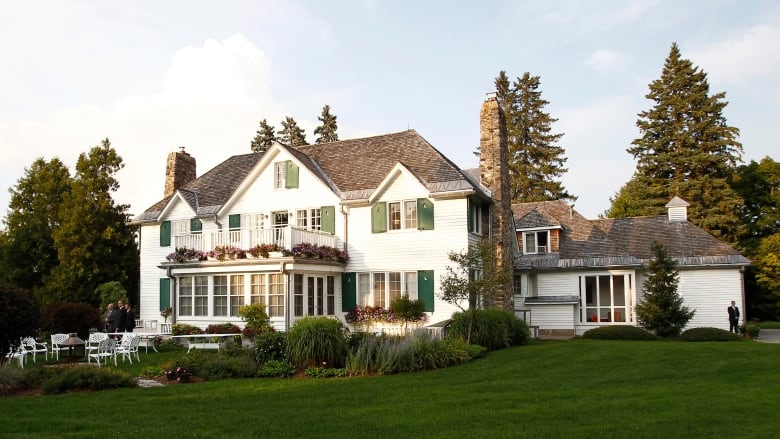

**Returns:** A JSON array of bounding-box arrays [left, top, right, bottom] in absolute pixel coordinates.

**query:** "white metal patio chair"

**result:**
[[84, 332, 109, 359], [115, 334, 141, 364], [50, 333, 69, 361], [4, 343, 26, 368], [88, 338, 117, 367], [20, 337, 48, 363]]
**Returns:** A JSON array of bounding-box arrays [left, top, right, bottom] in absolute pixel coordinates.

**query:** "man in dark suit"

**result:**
[[116, 300, 128, 332], [728, 301, 740, 333], [125, 304, 136, 332], [105, 303, 116, 332]]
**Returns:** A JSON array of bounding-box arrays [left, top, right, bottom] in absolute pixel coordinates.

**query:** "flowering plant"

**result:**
[[164, 367, 191, 383], [209, 246, 246, 261], [290, 243, 349, 263], [160, 306, 172, 322], [248, 243, 285, 258], [345, 306, 396, 325], [166, 247, 207, 263]]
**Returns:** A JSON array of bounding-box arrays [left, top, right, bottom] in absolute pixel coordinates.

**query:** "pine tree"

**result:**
[[314, 104, 339, 144], [616, 43, 744, 242], [635, 242, 695, 337], [279, 116, 308, 147], [494, 71, 574, 203], [250, 119, 277, 153]]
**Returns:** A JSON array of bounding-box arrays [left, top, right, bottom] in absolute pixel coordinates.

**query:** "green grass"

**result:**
[[759, 321, 780, 329], [2, 339, 779, 438]]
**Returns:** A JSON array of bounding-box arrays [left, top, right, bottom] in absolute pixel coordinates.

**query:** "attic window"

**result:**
[[524, 231, 548, 254], [274, 162, 287, 189]]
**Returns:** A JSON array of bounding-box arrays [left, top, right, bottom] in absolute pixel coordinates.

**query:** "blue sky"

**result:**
[[1, 0, 778, 221]]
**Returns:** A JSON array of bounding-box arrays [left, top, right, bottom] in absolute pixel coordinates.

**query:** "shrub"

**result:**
[[205, 322, 241, 334], [286, 317, 347, 369], [41, 366, 135, 394], [390, 294, 427, 328], [740, 323, 761, 339], [305, 367, 348, 378], [680, 327, 744, 342], [257, 360, 296, 378], [582, 325, 659, 340], [255, 331, 287, 364], [0, 363, 25, 396], [172, 323, 203, 335], [448, 309, 528, 350], [196, 354, 257, 380], [238, 303, 272, 339], [0, 284, 41, 359], [42, 301, 101, 338]]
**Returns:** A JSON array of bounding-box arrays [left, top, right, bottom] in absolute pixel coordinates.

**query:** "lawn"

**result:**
[[1, 339, 778, 438]]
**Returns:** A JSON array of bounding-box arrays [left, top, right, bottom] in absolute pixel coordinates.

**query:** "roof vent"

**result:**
[[665, 196, 690, 222]]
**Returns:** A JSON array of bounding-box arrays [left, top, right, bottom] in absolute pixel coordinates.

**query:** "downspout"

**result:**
[[166, 266, 176, 325], [340, 204, 350, 253]]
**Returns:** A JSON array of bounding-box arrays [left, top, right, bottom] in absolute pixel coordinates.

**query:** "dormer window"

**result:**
[[274, 162, 287, 189], [524, 231, 548, 254]]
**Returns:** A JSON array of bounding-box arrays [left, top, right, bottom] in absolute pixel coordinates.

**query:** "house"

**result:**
[[512, 197, 750, 337], [131, 96, 516, 331]]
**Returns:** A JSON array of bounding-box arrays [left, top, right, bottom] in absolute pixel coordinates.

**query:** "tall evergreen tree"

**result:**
[[0, 158, 71, 291], [494, 71, 574, 203], [44, 139, 139, 305], [314, 104, 339, 144], [615, 43, 744, 242], [250, 119, 277, 153], [635, 242, 695, 337], [279, 116, 308, 147]]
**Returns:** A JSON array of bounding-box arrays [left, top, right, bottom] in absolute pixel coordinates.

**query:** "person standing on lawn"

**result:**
[[116, 299, 128, 332], [728, 300, 740, 333], [125, 303, 136, 332]]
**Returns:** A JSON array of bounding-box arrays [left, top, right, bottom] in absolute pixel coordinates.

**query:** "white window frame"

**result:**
[[468, 203, 482, 234], [523, 230, 549, 254], [274, 162, 287, 189], [388, 200, 417, 231], [580, 273, 633, 324], [296, 208, 322, 231], [357, 271, 420, 308]]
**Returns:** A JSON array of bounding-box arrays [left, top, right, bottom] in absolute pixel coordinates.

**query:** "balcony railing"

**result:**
[[173, 226, 338, 252]]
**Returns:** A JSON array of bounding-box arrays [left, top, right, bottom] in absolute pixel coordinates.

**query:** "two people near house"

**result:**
[[728, 300, 740, 333]]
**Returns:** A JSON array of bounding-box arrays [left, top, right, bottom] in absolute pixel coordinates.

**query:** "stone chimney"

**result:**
[[164, 147, 197, 198], [479, 93, 515, 310]]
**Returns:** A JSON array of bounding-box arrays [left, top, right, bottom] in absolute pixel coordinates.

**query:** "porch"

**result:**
[[173, 225, 338, 252]]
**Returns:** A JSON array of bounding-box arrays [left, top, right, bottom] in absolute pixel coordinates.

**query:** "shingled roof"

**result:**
[[512, 200, 749, 270], [134, 130, 482, 221]]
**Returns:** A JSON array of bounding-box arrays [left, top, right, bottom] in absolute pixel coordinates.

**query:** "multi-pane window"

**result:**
[[294, 274, 304, 317], [523, 230, 549, 254], [468, 202, 482, 234], [213, 275, 228, 316], [296, 208, 321, 231], [274, 162, 286, 189], [179, 276, 193, 316], [179, 275, 208, 317], [357, 271, 420, 309], [194, 276, 208, 316], [229, 274, 244, 317], [580, 274, 632, 323], [268, 273, 284, 317], [250, 274, 266, 306], [388, 200, 417, 231]]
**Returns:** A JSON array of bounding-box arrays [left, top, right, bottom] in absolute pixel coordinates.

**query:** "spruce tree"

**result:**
[[494, 71, 574, 203], [616, 43, 744, 243], [314, 104, 339, 144], [250, 119, 277, 153], [635, 242, 695, 337], [279, 116, 308, 147]]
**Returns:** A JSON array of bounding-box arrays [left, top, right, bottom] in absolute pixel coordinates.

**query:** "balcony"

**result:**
[[173, 226, 338, 253]]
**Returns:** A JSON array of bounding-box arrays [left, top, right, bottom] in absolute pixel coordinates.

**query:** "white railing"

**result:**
[[172, 226, 337, 253]]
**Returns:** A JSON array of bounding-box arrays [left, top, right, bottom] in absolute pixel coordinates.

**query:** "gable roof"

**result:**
[[512, 200, 749, 270], [134, 130, 484, 221]]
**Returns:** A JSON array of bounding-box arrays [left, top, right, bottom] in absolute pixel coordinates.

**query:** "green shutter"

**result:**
[[159, 278, 171, 311], [342, 272, 357, 312], [160, 221, 171, 247], [229, 214, 241, 230], [285, 161, 299, 188], [190, 218, 202, 233], [417, 198, 434, 230], [418, 270, 434, 312], [371, 202, 387, 233], [321, 205, 336, 234]]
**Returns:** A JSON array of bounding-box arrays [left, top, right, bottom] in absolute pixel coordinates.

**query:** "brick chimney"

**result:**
[[164, 147, 196, 198], [479, 93, 515, 310]]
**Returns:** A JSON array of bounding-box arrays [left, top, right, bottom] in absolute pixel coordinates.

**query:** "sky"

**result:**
[[1, 0, 778, 222]]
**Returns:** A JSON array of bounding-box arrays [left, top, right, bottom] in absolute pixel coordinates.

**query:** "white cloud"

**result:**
[[584, 49, 626, 73], [0, 34, 281, 218], [689, 24, 780, 85]]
